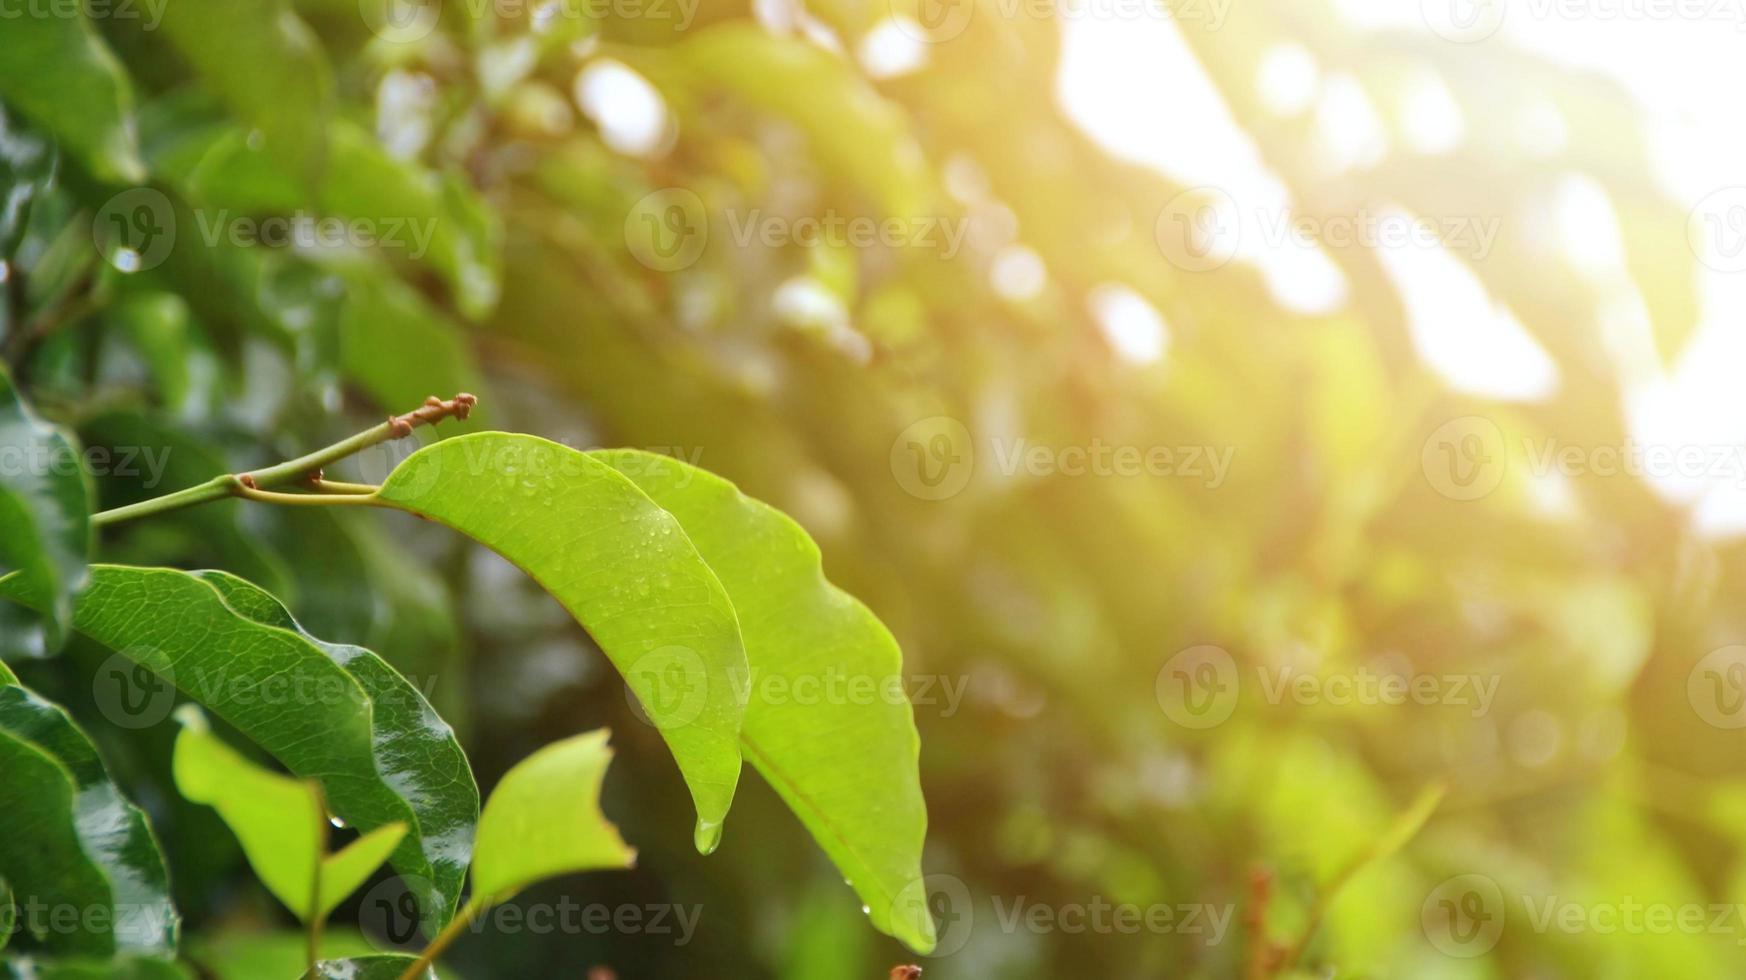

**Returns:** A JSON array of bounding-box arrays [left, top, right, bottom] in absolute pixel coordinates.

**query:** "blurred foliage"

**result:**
[[2, 0, 1743, 976]]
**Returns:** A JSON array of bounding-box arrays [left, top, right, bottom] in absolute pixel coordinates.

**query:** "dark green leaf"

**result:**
[[0, 731, 116, 956], [192, 570, 479, 929], [0, 566, 476, 930], [0, 8, 144, 182], [0, 662, 177, 953], [0, 365, 92, 653]]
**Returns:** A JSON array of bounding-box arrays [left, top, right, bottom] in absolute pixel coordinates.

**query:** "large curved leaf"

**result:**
[[0, 663, 176, 953], [595, 450, 935, 954], [192, 569, 479, 926], [0, 567, 477, 929], [374, 433, 749, 850], [0, 365, 92, 654], [0, 7, 143, 182]]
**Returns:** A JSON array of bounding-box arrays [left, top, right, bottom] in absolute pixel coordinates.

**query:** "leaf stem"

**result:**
[[90, 394, 475, 527], [398, 894, 488, 980]]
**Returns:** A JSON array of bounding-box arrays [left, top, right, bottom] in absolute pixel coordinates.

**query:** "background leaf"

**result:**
[[0, 365, 92, 653], [0, 9, 143, 182]]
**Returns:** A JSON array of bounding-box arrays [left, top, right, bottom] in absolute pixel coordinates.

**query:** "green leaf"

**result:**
[[0, 732, 116, 956], [191, 569, 480, 928], [0, 955, 193, 979], [0, 8, 144, 182], [337, 272, 487, 425], [151, 119, 499, 319], [0, 104, 57, 260], [374, 433, 748, 850], [0, 365, 92, 653], [0, 662, 177, 953], [304, 954, 434, 980], [0, 566, 478, 929], [188, 929, 378, 980], [172, 707, 407, 922], [470, 730, 635, 906], [595, 450, 935, 953], [156, 0, 333, 181]]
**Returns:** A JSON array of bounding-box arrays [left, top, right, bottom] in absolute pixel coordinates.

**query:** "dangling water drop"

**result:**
[[694, 818, 723, 855]]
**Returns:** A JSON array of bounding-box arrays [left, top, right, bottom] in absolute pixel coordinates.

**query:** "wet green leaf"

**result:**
[[303, 954, 434, 980], [0, 566, 477, 929], [0, 732, 116, 956], [374, 433, 748, 850], [596, 450, 934, 953], [0, 662, 177, 953]]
